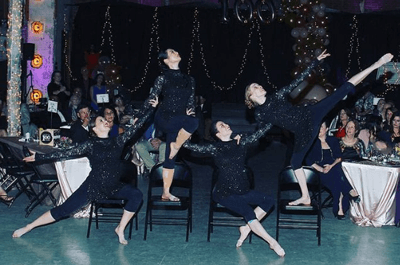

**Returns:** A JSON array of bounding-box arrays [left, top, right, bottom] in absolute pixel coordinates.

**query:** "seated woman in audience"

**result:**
[[90, 73, 107, 112], [12, 97, 158, 245], [382, 107, 397, 132], [65, 94, 82, 123], [379, 111, 400, 149], [183, 121, 285, 257], [332, 108, 352, 138], [339, 119, 366, 160], [306, 119, 360, 219]]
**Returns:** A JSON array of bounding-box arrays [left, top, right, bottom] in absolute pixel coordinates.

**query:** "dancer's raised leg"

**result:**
[[115, 210, 135, 245], [12, 211, 56, 238]]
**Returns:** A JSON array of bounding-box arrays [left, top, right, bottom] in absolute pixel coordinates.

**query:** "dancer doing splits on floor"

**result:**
[[245, 51, 393, 206], [183, 121, 285, 257], [141, 48, 198, 201], [12, 98, 159, 245]]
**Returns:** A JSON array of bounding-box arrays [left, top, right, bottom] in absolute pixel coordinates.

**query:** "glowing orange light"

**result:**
[[31, 21, 44, 34], [30, 89, 43, 104], [31, 54, 43, 68]]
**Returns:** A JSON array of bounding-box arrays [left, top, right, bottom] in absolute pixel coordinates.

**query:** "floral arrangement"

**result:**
[[56, 136, 73, 150]]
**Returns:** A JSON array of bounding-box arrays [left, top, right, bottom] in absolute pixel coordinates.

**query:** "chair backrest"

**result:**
[[279, 166, 319, 192], [149, 162, 192, 188]]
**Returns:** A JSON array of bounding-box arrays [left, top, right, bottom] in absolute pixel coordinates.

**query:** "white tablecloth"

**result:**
[[342, 161, 400, 227], [55, 157, 92, 218]]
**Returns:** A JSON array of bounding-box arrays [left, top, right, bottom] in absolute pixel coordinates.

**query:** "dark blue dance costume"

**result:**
[[144, 69, 198, 169], [35, 106, 155, 221], [254, 60, 355, 169], [184, 124, 273, 222]]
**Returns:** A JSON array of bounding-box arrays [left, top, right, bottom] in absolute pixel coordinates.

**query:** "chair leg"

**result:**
[[144, 203, 150, 240], [87, 202, 95, 238]]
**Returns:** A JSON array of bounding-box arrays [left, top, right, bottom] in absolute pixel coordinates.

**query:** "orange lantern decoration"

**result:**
[[30, 89, 43, 104], [31, 54, 43, 68], [31, 21, 44, 34]]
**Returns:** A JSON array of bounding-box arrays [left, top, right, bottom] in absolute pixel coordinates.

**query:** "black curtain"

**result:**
[[71, 3, 400, 104]]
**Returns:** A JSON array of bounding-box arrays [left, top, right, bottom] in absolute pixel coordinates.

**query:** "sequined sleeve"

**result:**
[[137, 75, 165, 117], [239, 122, 273, 146], [35, 140, 93, 162], [117, 106, 155, 147], [275, 59, 318, 98], [183, 141, 217, 156], [186, 77, 196, 111]]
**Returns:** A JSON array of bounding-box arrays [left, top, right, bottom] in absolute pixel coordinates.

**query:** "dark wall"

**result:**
[[71, 3, 400, 104]]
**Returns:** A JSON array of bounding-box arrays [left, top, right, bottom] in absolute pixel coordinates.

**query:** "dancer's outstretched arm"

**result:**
[[348, 53, 393, 86]]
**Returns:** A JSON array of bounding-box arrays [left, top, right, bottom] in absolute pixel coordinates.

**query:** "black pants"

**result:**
[[217, 190, 274, 223], [50, 180, 143, 221]]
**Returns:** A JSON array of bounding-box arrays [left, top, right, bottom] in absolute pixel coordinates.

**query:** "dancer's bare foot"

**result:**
[[12, 226, 32, 238], [375, 53, 393, 67], [169, 142, 179, 160], [115, 226, 128, 245], [236, 225, 250, 248], [288, 197, 310, 206], [270, 241, 285, 257], [161, 193, 180, 202]]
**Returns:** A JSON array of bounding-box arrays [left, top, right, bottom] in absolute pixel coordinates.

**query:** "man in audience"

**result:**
[[70, 104, 91, 143]]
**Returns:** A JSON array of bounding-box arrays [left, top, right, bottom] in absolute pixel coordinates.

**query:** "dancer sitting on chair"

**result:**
[[12, 98, 159, 245], [183, 121, 285, 257], [141, 48, 198, 201], [245, 51, 393, 206]]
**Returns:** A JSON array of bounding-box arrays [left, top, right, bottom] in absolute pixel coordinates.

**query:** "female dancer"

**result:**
[[245, 51, 393, 205], [12, 98, 159, 245], [142, 49, 198, 201], [183, 121, 285, 257]]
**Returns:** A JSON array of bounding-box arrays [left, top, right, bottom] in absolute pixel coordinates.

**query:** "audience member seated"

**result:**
[[330, 108, 352, 138], [75, 66, 92, 101], [113, 95, 135, 129], [379, 111, 400, 149], [100, 105, 120, 137], [70, 104, 91, 144], [90, 73, 107, 112], [354, 91, 374, 119], [47, 71, 71, 112], [135, 123, 166, 172], [20, 103, 38, 139], [380, 101, 395, 127], [382, 107, 398, 132], [373, 98, 386, 117], [306, 119, 360, 219], [65, 94, 82, 123], [339, 119, 366, 160]]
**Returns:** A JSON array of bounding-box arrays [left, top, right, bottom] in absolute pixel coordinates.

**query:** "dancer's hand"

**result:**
[[23, 152, 36, 162], [317, 49, 330, 61], [149, 96, 158, 107], [374, 53, 393, 68], [186, 108, 195, 116], [234, 134, 242, 144]]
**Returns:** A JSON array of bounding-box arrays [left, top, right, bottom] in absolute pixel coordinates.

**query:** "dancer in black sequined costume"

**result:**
[[12, 98, 159, 245], [183, 121, 285, 257], [142, 49, 198, 202], [245, 51, 393, 206]]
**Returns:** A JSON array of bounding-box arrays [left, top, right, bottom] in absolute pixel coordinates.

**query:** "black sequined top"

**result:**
[[142, 69, 195, 121], [183, 124, 272, 201], [254, 60, 318, 152], [35, 107, 154, 200]]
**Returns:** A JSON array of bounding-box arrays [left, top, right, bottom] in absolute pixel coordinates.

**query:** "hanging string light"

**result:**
[[345, 15, 362, 79], [255, 19, 276, 89], [194, 8, 255, 91], [63, 9, 75, 81], [130, 7, 160, 92], [100, 6, 116, 65], [6, 0, 23, 136]]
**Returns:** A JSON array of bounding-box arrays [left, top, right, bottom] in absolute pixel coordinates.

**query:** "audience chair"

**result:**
[[276, 166, 322, 245], [22, 146, 59, 217], [207, 166, 254, 242], [144, 162, 193, 242], [87, 160, 139, 239], [0, 143, 36, 207]]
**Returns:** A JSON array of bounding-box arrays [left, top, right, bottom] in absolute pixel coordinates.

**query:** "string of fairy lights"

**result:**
[[345, 15, 362, 79], [6, 0, 23, 136], [131, 7, 160, 92], [100, 6, 116, 65], [63, 9, 75, 81]]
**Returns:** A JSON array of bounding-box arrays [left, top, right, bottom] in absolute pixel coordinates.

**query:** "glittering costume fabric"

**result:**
[[36, 107, 154, 201], [254, 60, 355, 169], [184, 124, 271, 201]]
